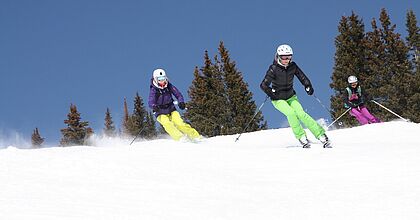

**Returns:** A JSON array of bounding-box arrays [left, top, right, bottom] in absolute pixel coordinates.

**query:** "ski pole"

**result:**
[[129, 126, 147, 145], [371, 100, 409, 122], [313, 94, 332, 115], [313, 94, 346, 127], [327, 108, 351, 128], [235, 96, 269, 142]]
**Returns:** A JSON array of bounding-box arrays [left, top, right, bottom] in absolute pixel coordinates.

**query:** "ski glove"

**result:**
[[348, 103, 358, 108], [305, 86, 314, 95], [178, 102, 186, 110], [267, 89, 277, 100], [266, 92, 276, 100]]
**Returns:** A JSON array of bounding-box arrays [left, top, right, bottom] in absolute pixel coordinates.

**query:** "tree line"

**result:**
[[330, 8, 419, 126], [32, 42, 267, 147], [31, 8, 419, 147]]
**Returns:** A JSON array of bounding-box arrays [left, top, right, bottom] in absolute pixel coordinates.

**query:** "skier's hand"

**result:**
[[152, 105, 159, 112], [349, 103, 357, 108], [178, 102, 186, 110], [305, 86, 314, 95], [267, 91, 277, 100]]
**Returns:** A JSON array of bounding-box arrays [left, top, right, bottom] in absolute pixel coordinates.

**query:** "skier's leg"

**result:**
[[170, 111, 201, 140], [350, 108, 369, 125], [288, 96, 325, 139], [272, 99, 306, 139], [157, 114, 184, 140], [359, 106, 380, 123]]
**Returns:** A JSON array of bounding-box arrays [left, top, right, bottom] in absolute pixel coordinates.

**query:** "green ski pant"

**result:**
[[272, 95, 325, 139]]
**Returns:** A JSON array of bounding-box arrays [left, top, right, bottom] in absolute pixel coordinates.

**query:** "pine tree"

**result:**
[[122, 97, 131, 136], [380, 9, 412, 121], [187, 43, 267, 136], [128, 93, 148, 137], [60, 104, 93, 146], [31, 127, 44, 148], [218, 41, 267, 133], [144, 111, 158, 138], [330, 12, 367, 126], [186, 51, 230, 137], [406, 10, 420, 72], [405, 10, 420, 122], [365, 9, 412, 122], [103, 108, 116, 137], [364, 17, 387, 119]]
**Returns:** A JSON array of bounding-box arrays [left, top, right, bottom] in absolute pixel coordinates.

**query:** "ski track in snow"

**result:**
[[1, 121, 420, 220]]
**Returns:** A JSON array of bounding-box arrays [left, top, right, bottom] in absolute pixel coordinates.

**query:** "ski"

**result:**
[[323, 141, 332, 148], [307, 139, 332, 148], [302, 143, 311, 148]]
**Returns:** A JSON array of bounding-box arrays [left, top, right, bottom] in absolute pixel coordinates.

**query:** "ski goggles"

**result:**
[[156, 76, 167, 81], [279, 55, 292, 60]]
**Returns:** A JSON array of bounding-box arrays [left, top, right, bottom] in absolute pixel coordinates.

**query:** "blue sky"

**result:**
[[0, 0, 418, 144]]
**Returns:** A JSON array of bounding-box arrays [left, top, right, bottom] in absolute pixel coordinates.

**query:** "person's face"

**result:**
[[351, 82, 358, 88], [279, 55, 292, 65], [156, 76, 168, 87]]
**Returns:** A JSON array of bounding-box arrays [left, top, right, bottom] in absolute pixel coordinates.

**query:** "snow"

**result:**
[[1, 121, 420, 220]]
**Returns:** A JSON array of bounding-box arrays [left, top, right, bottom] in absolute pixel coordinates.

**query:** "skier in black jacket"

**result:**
[[260, 44, 330, 148]]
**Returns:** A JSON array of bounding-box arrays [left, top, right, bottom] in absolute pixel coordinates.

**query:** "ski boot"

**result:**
[[299, 136, 311, 148], [319, 134, 332, 148]]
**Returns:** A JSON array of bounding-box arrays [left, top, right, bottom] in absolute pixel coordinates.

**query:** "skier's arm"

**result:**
[[359, 87, 366, 104], [148, 86, 157, 109], [260, 65, 276, 98], [169, 84, 185, 103], [294, 64, 312, 89], [343, 90, 356, 108]]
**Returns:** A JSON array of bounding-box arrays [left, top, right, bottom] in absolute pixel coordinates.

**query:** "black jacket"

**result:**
[[343, 85, 364, 108], [260, 61, 312, 100]]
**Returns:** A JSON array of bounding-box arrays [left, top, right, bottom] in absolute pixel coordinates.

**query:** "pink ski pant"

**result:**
[[350, 106, 379, 125]]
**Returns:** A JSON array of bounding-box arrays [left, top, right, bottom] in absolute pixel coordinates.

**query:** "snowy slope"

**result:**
[[1, 121, 420, 220]]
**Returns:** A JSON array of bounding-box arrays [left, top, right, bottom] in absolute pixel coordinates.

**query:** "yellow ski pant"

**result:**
[[157, 111, 200, 141]]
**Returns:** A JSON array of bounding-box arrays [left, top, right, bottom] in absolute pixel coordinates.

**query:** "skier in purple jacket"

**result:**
[[148, 68, 200, 141]]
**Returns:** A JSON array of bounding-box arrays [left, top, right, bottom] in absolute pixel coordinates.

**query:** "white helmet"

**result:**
[[152, 68, 168, 88], [276, 44, 293, 56], [153, 68, 166, 79], [348, 75, 358, 84]]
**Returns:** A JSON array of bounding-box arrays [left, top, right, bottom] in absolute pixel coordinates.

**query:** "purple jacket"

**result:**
[[148, 79, 184, 116]]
